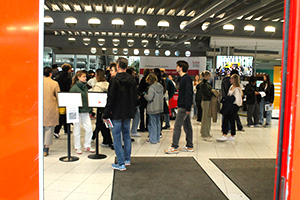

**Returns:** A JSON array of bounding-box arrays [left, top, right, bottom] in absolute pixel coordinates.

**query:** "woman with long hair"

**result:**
[[200, 71, 214, 142], [217, 74, 243, 141], [258, 74, 274, 127], [70, 70, 95, 154], [91, 69, 114, 149], [193, 75, 200, 119]]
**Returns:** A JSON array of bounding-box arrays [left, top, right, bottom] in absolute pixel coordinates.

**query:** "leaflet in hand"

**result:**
[[104, 118, 113, 128]]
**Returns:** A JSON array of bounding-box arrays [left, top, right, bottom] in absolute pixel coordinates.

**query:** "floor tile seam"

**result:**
[[256, 131, 278, 154], [239, 132, 260, 158]]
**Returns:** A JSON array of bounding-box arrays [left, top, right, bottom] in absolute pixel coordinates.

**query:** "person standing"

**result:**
[[244, 76, 260, 127], [103, 57, 137, 171], [217, 74, 243, 141], [193, 75, 201, 119], [91, 69, 113, 149], [258, 74, 274, 127], [164, 60, 193, 154], [53, 63, 72, 138], [199, 71, 214, 142], [144, 74, 164, 144], [138, 68, 151, 132], [69, 71, 95, 154], [43, 67, 60, 156]]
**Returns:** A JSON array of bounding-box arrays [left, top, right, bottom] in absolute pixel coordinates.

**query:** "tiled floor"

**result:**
[[44, 114, 278, 200]]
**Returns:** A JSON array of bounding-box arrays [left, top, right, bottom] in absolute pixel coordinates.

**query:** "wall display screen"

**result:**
[[216, 56, 254, 77]]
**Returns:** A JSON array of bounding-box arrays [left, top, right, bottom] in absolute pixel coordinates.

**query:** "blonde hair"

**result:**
[[71, 70, 86, 87], [146, 73, 158, 85], [231, 74, 243, 97]]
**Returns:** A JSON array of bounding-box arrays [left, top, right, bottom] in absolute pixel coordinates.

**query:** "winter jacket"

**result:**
[[221, 76, 231, 98], [69, 81, 92, 113], [244, 83, 257, 105], [103, 72, 137, 120], [195, 83, 202, 107], [258, 82, 275, 103], [144, 82, 164, 114], [177, 74, 193, 112], [43, 77, 60, 126], [200, 79, 214, 101], [209, 89, 220, 122], [138, 76, 149, 107], [93, 81, 109, 93], [220, 95, 236, 116], [56, 71, 72, 92]]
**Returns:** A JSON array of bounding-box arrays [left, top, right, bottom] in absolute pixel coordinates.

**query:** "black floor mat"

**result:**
[[211, 158, 276, 200], [112, 157, 228, 200]]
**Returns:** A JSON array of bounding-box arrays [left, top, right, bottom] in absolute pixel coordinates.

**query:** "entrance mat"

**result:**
[[210, 159, 276, 200], [112, 157, 228, 200]]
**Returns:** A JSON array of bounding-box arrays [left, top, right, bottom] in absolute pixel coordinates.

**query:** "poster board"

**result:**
[[58, 92, 82, 107], [88, 92, 107, 108]]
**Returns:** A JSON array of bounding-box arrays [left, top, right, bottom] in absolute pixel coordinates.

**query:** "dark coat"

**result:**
[[177, 74, 193, 112], [220, 95, 236, 116], [103, 72, 137, 120], [258, 82, 275, 103], [195, 83, 202, 106], [244, 83, 257, 105], [221, 76, 231, 98], [200, 79, 213, 101], [138, 76, 149, 107], [56, 71, 72, 92]]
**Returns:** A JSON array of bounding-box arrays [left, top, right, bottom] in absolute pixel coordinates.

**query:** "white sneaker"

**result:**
[[75, 148, 82, 154], [131, 133, 141, 137], [216, 135, 227, 142], [227, 136, 235, 141], [202, 137, 213, 142], [84, 147, 95, 153]]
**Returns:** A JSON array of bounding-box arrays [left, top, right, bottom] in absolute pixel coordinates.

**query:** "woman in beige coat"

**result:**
[[43, 67, 60, 156]]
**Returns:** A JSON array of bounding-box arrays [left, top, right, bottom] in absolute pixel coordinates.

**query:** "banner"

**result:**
[[273, 65, 281, 118]]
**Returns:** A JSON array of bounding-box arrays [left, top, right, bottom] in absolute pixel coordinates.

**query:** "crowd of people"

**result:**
[[43, 58, 274, 171]]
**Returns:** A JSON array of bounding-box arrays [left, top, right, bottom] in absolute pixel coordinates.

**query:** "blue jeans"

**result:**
[[259, 98, 272, 125], [111, 119, 131, 165], [131, 106, 140, 134], [164, 113, 170, 127], [148, 114, 161, 143]]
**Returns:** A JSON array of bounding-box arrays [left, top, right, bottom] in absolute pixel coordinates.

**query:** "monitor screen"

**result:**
[[216, 56, 253, 77]]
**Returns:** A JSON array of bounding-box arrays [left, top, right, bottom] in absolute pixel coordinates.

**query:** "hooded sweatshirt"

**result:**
[[103, 72, 137, 120], [144, 82, 164, 114]]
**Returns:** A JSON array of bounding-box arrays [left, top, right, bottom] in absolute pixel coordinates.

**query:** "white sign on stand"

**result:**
[[58, 92, 82, 123], [88, 92, 107, 108]]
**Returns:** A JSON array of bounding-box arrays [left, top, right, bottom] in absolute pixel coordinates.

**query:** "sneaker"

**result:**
[[131, 138, 135, 142], [254, 124, 261, 127], [247, 125, 254, 128], [164, 146, 179, 154], [216, 135, 227, 142], [125, 160, 131, 166], [145, 139, 150, 144], [131, 133, 141, 137], [101, 143, 109, 147], [53, 133, 60, 138], [197, 122, 201, 125], [180, 146, 195, 152], [75, 148, 82, 154], [111, 163, 126, 171], [43, 147, 49, 157], [202, 137, 213, 142], [160, 133, 163, 138], [264, 124, 271, 128], [84, 147, 95, 153], [228, 136, 235, 141], [237, 129, 245, 132], [110, 144, 114, 150]]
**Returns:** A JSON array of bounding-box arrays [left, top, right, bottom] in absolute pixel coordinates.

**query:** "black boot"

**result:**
[[43, 147, 49, 157]]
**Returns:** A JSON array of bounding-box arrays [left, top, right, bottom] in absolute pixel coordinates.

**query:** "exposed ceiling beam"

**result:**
[[207, 0, 276, 31], [182, 0, 236, 31], [242, 1, 283, 19]]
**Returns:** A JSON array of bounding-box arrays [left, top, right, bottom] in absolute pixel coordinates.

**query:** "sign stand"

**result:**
[[57, 92, 82, 162], [87, 92, 107, 160]]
